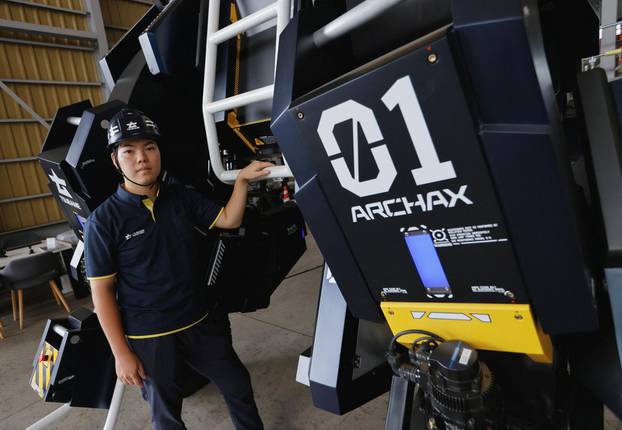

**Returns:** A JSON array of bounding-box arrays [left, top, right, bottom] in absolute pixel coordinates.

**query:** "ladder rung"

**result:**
[[205, 85, 274, 114], [209, 2, 278, 45]]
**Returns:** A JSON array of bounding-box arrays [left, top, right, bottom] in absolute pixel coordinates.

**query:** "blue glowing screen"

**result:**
[[404, 231, 451, 292]]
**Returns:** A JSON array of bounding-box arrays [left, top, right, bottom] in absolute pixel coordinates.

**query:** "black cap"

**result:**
[[107, 108, 161, 151]]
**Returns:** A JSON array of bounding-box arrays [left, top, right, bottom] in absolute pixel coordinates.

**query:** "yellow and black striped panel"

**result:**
[[30, 342, 59, 399]]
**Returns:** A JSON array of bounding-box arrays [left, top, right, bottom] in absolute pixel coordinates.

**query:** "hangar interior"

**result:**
[[1, 0, 622, 429]]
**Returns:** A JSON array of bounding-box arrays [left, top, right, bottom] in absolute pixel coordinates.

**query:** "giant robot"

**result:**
[[34, 0, 622, 429]]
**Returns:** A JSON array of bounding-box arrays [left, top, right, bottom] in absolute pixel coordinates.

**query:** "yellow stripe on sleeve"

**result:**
[[87, 273, 117, 281], [209, 207, 224, 230]]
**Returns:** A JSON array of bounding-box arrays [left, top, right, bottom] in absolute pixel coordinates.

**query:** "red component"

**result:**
[[39, 353, 49, 362], [426, 45, 433, 51], [281, 182, 291, 203]]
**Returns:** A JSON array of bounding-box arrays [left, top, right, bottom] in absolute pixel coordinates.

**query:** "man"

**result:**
[[84, 108, 271, 429]]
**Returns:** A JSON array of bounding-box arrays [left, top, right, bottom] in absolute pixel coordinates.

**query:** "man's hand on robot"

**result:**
[[237, 161, 274, 183]]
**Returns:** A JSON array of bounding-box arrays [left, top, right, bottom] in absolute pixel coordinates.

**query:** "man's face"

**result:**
[[112, 138, 161, 185]]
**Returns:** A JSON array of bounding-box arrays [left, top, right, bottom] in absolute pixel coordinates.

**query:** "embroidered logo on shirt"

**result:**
[[124, 229, 145, 241]]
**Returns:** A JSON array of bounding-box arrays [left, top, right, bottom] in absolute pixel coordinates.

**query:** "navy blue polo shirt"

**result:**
[[84, 183, 223, 338]]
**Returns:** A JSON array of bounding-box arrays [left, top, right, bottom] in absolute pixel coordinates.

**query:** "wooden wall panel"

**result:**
[[0, 1, 88, 31], [0, 123, 48, 156], [101, 0, 152, 48], [0, 0, 152, 234]]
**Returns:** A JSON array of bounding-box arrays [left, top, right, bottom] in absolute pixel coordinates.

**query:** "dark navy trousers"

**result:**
[[129, 319, 263, 430]]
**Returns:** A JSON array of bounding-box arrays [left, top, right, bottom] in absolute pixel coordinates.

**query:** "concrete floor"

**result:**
[[0, 235, 621, 429]]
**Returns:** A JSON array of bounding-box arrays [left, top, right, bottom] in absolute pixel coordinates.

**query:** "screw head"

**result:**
[[297, 112, 304, 119], [514, 314, 524, 320], [427, 53, 438, 64]]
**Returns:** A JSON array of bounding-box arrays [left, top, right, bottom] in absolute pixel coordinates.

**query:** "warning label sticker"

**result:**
[[429, 223, 508, 248]]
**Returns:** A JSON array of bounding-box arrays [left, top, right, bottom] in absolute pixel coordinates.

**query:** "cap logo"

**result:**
[[110, 125, 120, 134], [126, 121, 139, 131]]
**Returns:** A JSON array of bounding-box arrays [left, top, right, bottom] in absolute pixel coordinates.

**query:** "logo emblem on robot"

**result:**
[[316, 75, 473, 223]]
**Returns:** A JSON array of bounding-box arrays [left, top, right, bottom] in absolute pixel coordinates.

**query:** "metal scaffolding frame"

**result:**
[[0, 80, 51, 130], [0, 118, 52, 124], [0, 37, 96, 52], [0, 157, 38, 164], [0, 193, 53, 205], [2, 79, 103, 87], [0, 19, 98, 42], [5, 0, 88, 16]]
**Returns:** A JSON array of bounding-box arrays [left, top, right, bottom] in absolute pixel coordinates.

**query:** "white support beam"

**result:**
[[5, 0, 87, 16], [83, 0, 110, 100], [0, 81, 50, 130], [0, 19, 97, 42]]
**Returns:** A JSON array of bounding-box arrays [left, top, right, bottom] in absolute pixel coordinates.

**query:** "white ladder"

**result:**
[[202, 0, 293, 183]]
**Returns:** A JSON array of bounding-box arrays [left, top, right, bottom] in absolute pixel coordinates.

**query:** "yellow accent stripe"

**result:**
[[87, 273, 117, 280], [209, 207, 224, 230], [381, 301, 553, 364], [126, 313, 209, 339], [142, 198, 155, 222], [38, 357, 43, 397]]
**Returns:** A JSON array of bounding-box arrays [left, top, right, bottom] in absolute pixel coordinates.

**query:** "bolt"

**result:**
[[388, 310, 394, 316], [297, 112, 304, 119], [504, 291, 515, 299], [514, 314, 523, 320], [353, 355, 361, 368], [427, 53, 438, 64], [427, 417, 437, 430]]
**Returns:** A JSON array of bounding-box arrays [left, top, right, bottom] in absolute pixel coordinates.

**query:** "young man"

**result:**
[[84, 108, 271, 430]]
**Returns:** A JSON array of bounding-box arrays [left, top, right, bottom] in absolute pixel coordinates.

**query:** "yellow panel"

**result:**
[[381, 301, 553, 363]]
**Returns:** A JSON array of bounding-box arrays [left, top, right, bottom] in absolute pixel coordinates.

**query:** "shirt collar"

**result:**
[[116, 183, 161, 206]]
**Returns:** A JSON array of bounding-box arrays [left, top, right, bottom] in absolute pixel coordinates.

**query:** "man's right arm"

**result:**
[[90, 277, 146, 387]]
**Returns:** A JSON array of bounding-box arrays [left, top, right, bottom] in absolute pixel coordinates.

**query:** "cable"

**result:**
[[388, 329, 444, 353]]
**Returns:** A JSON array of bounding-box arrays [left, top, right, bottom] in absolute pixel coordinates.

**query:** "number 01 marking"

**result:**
[[382, 76, 456, 186], [317, 75, 456, 197]]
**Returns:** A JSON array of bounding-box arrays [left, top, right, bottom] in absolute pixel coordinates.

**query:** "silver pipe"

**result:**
[[26, 403, 71, 430], [103, 379, 125, 430], [313, 0, 404, 48]]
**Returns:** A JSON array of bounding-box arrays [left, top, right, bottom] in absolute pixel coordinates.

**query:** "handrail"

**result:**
[[313, 0, 405, 48]]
